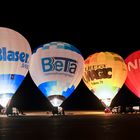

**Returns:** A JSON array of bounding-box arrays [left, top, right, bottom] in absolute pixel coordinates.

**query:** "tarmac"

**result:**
[[0, 111, 140, 140]]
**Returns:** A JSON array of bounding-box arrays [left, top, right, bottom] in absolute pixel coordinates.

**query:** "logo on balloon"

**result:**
[[0, 47, 30, 69], [41, 57, 77, 75], [84, 64, 112, 82], [127, 59, 140, 71]]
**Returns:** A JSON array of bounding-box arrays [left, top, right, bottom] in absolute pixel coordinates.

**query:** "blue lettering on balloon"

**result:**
[[42, 57, 54, 72], [0, 47, 29, 63], [54, 60, 63, 71], [41, 57, 77, 74]]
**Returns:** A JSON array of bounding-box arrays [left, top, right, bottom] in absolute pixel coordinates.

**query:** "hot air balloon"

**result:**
[[0, 27, 32, 108], [125, 50, 140, 98], [29, 42, 84, 111], [83, 52, 127, 111]]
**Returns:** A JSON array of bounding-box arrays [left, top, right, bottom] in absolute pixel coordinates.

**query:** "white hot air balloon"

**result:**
[[0, 27, 32, 108], [29, 42, 84, 108]]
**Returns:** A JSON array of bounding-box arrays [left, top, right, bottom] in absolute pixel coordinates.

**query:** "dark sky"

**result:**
[[0, 6, 140, 110]]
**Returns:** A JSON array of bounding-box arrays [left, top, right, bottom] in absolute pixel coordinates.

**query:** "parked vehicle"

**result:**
[[7, 107, 19, 116], [132, 106, 140, 113], [111, 107, 118, 114], [111, 106, 140, 114]]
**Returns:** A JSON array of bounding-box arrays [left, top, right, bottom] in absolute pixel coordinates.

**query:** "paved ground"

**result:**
[[0, 111, 140, 140]]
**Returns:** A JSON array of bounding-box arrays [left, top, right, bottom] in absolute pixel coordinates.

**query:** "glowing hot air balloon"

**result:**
[[83, 52, 127, 109], [29, 42, 84, 108], [125, 50, 140, 98], [0, 27, 32, 108]]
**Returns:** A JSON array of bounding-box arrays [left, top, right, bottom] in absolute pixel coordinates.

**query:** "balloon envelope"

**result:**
[[0, 27, 32, 107], [83, 52, 127, 108], [125, 50, 140, 98], [29, 42, 84, 107]]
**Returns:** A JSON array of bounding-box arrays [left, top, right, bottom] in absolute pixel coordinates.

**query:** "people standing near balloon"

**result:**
[[83, 52, 127, 112], [29, 42, 84, 115], [0, 27, 32, 115]]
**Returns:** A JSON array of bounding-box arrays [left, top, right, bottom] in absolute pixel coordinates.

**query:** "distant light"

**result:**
[[0, 94, 11, 108]]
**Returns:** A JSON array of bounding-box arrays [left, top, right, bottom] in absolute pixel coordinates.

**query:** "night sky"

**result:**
[[0, 6, 140, 111]]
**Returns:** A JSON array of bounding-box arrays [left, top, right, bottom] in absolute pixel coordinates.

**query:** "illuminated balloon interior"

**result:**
[[0, 27, 32, 108], [125, 50, 140, 98], [48, 95, 65, 107], [0, 94, 12, 108], [29, 42, 84, 107], [83, 52, 127, 108], [92, 86, 119, 107]]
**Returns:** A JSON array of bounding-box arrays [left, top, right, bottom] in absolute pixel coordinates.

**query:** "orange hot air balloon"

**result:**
[[83, 52, 127, 110]]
